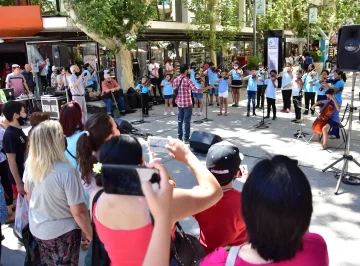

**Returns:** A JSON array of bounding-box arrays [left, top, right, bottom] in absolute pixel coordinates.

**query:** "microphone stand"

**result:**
[[132, 90, 150, 125], [254, 85, 269, 129], [194, 91, 213, 124]]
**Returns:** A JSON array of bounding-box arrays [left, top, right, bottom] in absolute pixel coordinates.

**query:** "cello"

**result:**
[[312, 99, 334, 134]]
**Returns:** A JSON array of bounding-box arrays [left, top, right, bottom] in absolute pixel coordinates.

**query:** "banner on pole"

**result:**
[[255, 0, 266, 15], [309, 7, 318, 24], [267, 38, 279, 73]]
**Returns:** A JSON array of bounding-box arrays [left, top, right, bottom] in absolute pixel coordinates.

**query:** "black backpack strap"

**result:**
[[66, 148, 76, 160]]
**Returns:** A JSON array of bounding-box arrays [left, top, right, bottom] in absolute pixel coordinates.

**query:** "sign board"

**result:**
[[255, 0, 266, 15], [309, 7, 318, 24], [41, 95, 67, 119], [285, 38, 307, 43], [267, 38, 279, 73], [30, 63, 39, 73]]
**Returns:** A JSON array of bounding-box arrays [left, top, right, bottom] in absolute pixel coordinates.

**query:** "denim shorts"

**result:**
[[193, 93, 203, 99], [164, 94, 173, 99], [209, 87, 218, 96]]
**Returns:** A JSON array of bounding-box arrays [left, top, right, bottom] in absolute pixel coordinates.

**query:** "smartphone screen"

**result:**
[[148, 136, 169, 153], [101, 165, 160, 196]]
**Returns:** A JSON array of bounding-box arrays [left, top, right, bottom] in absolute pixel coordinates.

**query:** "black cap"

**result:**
[[206, 141, 244, 186]]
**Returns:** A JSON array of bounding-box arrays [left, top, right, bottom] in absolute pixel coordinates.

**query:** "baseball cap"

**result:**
[[12, 64, 20, 69], [206, 141, 244, 186]]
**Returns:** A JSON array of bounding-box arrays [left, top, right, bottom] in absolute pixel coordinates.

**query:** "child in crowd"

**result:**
[[204, 62, 220, 106], [193, 72, 204, 116], [194, 141, 247, 254], [228, 62, 242, 107], [312, 89, 341, 150], [256, 63, 267, 109], [217, 71, 229, 116], [242, 67, 258, 117], [2, 101, 27, 197], [135, 76, 153, 117], [161, 74, 175, 116], [265, 70, 278, 120], [292, 69, 304, 123], [315, 70, 330, 103]]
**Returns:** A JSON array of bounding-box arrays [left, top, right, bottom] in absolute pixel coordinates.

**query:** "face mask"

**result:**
[[17, 117, 26, 126], [296, 75, 301, 79], [234, 66, 238, 70]]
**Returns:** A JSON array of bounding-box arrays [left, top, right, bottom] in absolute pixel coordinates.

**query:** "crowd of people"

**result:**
[[0, 97, 330, 265]]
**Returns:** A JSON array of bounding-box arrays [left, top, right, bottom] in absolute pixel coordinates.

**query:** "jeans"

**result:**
[[209, 87, 218, 96], [103, 97, 125, 114], [247, 90, 256, 112], [178, 105, 192, 141], [256, 85, 265, 107], [293, 96, 302, 120], [282, 90, 292, 109], [267, 97, 276, 117]]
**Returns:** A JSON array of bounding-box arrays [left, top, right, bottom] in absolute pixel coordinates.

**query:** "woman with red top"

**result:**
[[200, 155, 329, 266], [89, 135, 223, 266]]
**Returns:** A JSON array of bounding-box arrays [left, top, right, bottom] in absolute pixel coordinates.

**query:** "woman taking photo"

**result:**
[[24, 120, 92, 265], [90, 135, 223, 265], [59, 101, 85, 168], [199, 155, 329, 266]]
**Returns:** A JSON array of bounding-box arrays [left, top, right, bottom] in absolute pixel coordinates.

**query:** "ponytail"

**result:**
[[76, 113, 114, 185], [335, 69, 347, 83]]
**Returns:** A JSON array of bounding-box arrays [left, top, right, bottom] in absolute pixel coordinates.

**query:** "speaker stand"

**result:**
[[132, 92, 150, 125], [194, 92, 213, 124]]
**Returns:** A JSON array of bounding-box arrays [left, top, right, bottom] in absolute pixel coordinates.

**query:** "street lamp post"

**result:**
[[307, 6, 310, 51], [253, 1, 257, 56]]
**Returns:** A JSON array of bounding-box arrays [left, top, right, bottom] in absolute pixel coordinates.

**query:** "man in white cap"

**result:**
[[69, 65, 89, 123], [5, 64, 31, 97]]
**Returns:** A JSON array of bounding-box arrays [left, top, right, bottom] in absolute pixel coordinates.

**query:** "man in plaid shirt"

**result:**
[[173, 64, 215, 143]]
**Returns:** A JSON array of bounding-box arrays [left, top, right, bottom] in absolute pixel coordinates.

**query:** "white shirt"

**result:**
[[148, 63, 159, 78], [292, 79, 301, 96], [38, 61, 49, 76], [281, 71, 293, 90], [265, 79, 278, 99]]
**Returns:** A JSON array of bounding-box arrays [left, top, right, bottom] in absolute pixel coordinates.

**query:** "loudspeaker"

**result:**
[[52, 45, 70, 68], [189, 131, 223, 154], [337, 25, 360, 71], [113, 118, 133, 134]]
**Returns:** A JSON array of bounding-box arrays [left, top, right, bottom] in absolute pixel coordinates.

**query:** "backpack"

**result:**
[[305, 56, 314, 65]]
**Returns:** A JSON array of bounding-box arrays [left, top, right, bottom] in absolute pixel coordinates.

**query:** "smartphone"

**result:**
[[101, 165, 160, 196], [148, 136, 169, 154]]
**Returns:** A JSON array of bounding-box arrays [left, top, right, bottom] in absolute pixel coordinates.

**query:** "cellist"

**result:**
[[311, 89, 341, 150]]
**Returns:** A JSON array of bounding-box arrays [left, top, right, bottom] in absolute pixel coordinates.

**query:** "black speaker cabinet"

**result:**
[[52, 45, 70, 68], [113, 118, 133, 134], [190, 131, 223, 154], [337, 25, 360, 71]]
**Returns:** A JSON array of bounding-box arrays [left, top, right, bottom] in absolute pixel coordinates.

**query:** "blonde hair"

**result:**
[[26, 120, 68, 184]]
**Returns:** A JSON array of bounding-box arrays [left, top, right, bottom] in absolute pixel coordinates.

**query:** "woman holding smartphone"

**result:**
[[89, 135, 223, 266]]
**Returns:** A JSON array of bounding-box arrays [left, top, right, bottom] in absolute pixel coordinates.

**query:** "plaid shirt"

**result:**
[[173, 74, 199, 108]]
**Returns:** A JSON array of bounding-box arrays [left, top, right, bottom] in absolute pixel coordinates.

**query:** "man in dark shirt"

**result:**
[[2, 101, 27, 196], [22, 64, 36, 93]]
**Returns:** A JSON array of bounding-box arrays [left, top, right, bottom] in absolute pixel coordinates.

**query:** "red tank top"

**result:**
[[93, 203, 153, 266]]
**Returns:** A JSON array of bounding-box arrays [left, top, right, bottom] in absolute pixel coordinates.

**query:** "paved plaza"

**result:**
[[2, 80, 360, 266]]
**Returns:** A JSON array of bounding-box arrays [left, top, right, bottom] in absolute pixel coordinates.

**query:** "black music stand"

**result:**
[[194, 91, 213, 124]]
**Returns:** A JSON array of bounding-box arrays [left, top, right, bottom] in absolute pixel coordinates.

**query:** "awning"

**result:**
[[0, 6, 43, 38]]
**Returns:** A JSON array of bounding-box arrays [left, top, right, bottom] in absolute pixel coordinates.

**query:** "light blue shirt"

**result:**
[[302, 72, 318, 93], [194, 80, 202, 89], [136, 84, 150, 93], [218, 79, 228, 93], [207, 68, 218, 85], [161, 79, 173, 95], [230, 69, 242, 81], [190, 69, 196, 83], [65, 130, 84, 169], [315, 81, 326, 96], [281, 71, 293, 90], [334, 79, 344, 106], [84, 70, 94, 87], [246, 75, 257, 91], [256, 70, 265, 85], [265, 79, 278, 99]]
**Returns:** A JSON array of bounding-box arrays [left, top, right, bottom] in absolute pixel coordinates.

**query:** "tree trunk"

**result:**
[[209, 0, 218, 66], [115, 46, 134, 90]]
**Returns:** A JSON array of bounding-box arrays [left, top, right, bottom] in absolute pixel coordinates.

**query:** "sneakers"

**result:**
[[164, 112, 168, 116], [265, 115, 270, 119], [193, 112, 198, 116], [286, 109, 290, 113], [217, 103, 220, 107], [272, 116, 277, 120], [303, 111, 309, 115], [280, 108, 286, 113], [171, 112, 176, 116], [246, 112, 250, 117], [232, 103, 237, 107], [184, 140, 190, 144], [253, 112, 257, 116], [198, 112, 202, 116], [209, 102, 213, 106]]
